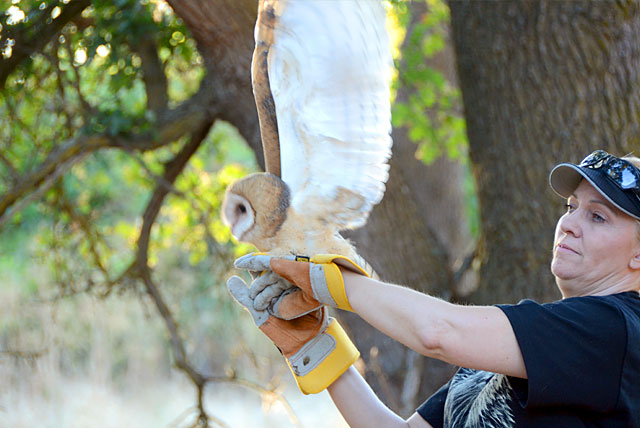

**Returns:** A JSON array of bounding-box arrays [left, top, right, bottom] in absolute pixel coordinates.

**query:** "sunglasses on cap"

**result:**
[[579, 150, 640, 199]]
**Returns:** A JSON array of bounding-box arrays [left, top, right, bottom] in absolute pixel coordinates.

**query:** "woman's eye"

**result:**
[[592, 212, 605, 223], [565, 203, 575, 212]]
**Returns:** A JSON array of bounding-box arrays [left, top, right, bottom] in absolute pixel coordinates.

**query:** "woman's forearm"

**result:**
[[341, 269, 527, 378], [328, 365, 409, 428], [343, 270, 451, 358]]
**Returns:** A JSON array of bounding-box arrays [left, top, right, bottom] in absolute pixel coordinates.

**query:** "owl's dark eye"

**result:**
[[238, 204, 247, 214]]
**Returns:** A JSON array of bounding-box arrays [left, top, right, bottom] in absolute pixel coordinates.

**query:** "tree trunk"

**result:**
[[449, 0, 640, 305], [167, 0, 265, 167]]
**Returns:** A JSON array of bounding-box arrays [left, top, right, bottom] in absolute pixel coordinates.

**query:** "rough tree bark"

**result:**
[[449, 0, 640, 305], [166, 0, 264, 164]]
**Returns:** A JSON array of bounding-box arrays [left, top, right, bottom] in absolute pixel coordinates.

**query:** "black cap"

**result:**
[[549, 162, 640, 220]]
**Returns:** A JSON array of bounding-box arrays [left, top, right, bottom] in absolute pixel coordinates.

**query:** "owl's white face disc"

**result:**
[[222, 193, 255, 241]]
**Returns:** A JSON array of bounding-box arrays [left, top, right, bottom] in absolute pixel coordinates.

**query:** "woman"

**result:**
[[228, 150, 640, 427]]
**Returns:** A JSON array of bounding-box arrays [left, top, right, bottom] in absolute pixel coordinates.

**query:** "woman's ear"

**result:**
[[629, 251, 640, 270]]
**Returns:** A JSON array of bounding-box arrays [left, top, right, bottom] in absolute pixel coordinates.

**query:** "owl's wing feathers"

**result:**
[[268, 0, 393, 229]]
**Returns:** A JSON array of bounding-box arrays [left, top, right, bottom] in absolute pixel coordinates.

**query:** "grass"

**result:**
[[0, 249, 348, 427]]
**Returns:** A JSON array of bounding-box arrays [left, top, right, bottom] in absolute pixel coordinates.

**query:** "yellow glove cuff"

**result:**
[[290, 318, 360, 394], [309, 254, 370, 312], [311, 254, 371, 277], [323, 263, 352, 311]]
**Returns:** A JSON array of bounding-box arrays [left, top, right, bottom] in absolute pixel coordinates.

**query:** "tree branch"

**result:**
[[0, 148, 18, 184], [0, 85, 212, 228], [56, 182, 114, 288], [0, 134, 102, 228], [133, 34, 169, 113], [62, 38, 95, 116], [0, 348, 47, 361], [133, 120, 212, 424], [0, 0, 92, 88]]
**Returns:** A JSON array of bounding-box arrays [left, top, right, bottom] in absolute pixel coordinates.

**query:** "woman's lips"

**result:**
[[556, 243, 579, 255]]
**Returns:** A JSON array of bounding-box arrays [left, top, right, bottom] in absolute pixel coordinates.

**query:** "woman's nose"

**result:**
[[558, 210, 581, 237]]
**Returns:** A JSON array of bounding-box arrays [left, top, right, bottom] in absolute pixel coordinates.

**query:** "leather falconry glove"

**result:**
[[234, 253, 369, 320], [227, 275, 359, 394]]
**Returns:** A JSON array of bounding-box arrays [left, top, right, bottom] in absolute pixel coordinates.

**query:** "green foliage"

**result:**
[[0, 0, 261, 377], [1, 0, 203, 170], [389, 0, 478, 238], [391, 0, 468, 165]]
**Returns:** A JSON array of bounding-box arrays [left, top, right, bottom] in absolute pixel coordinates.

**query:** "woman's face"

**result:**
[[551, 180, 640, 297]]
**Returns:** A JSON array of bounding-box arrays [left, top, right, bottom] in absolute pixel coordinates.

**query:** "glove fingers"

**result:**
[[227, 276, 251, 306], [235, 253, 298, 271], [234, 253, 274, 271], [271, 288, 323, 320], [248, 270, 263, 280], [227, 276, 268, 326], [248, 271, 282, 299], [254, 279, 294, 311]]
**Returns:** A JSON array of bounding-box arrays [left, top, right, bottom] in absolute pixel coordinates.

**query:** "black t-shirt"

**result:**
[[417, 291, 640, 428]]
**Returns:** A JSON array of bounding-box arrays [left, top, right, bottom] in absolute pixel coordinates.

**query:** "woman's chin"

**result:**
[[551, 259, 578, 282]]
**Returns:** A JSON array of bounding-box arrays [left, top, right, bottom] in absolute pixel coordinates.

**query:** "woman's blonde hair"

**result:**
[[622, 154, 640, 241]]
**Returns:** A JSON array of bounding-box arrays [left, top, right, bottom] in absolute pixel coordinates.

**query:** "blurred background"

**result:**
[[1, 0, 639, 426]]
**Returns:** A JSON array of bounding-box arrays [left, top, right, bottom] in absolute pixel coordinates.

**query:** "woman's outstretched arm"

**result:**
[[342, 270, 527, 379], [327, 365, 433, 428]]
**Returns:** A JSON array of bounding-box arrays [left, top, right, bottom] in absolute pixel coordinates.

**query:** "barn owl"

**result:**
[[222, 0, 393, 264]]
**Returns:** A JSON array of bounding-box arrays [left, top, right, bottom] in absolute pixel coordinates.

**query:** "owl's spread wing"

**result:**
[[267, 0, 393, 229]]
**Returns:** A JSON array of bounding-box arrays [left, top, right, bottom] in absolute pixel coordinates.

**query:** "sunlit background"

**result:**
[[0, 0, 466, 426]]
